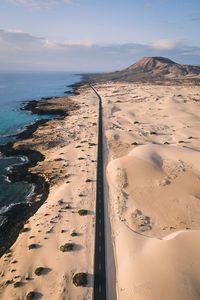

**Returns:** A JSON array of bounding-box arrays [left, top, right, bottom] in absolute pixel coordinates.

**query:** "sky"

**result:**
[[0, 0, 200, 71]]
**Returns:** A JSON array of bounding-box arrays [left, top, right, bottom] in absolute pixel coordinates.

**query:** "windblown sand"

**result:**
[[97, 82, 200, 300]]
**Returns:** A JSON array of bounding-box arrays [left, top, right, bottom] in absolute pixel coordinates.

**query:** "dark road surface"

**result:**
[[91, 86, 107, 300]]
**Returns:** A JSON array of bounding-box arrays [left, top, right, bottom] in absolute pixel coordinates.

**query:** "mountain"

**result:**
[[85, 57, 200, 83]]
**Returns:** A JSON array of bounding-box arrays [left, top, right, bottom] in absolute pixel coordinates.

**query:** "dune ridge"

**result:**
[[98, 81, 200, 300]]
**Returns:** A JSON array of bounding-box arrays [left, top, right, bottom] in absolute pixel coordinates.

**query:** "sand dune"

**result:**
[[1, 80, 200, 299], [100, 82, 200, 299]]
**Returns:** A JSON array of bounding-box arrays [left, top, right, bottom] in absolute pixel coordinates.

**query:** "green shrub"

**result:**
[[60, 243, 74, 252], [71, 230, 78, 237], [26, 291, 36, 300], [20, 227, 30, 233], [35, 267, 44, 276], [73, 273, 87, 287], [78, 209, 88, 216], [28, 244, 39, 250]]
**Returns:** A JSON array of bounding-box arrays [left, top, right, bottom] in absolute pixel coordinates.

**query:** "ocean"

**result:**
[[0, 72, 81, 220]]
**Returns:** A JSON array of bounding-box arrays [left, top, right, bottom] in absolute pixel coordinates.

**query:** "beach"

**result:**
[[1, 79, 200, 299], [0, 84, 98, 299]]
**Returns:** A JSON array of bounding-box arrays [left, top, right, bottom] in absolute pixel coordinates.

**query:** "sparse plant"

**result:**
[[73, 273, 87, 287], [35, 267, 45, 276], [60, 243, 74, 252], [78, 209, 88, 216], [26, 291, 36, 300]]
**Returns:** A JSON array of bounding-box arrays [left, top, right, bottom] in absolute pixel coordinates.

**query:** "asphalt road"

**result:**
[[91, 86, 107, 300]]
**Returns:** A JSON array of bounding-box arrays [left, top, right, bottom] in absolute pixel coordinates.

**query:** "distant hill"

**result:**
[[85, 57, 200, 83]]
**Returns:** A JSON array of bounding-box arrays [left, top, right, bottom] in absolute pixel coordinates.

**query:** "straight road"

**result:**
[[91, 85, 107, 300]]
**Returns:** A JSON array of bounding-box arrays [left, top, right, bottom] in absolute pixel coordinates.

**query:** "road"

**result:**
[[91, 86, 107, 300]]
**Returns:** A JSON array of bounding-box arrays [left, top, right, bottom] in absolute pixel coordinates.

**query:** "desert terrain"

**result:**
[[96, 81, 200, 300], [1, 71, 200, 300]]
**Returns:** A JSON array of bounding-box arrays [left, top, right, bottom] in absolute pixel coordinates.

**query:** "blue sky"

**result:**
[[0, 0, 200, 71]]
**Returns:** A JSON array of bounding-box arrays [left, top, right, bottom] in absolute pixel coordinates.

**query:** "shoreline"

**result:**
[[0, 82, 98, 299], [0, 81, 82, 257]]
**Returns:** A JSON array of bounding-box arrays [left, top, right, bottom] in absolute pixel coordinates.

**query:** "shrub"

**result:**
[[28, 244, 39, 250], [73, 273, 87, 287], [78, 209, 88, 216], [60, 243, 74, 252], [20, 227, 30, 233], [35, 267, 45, 276], [85, 179, 92, 183], [26, 291, 36, 300], [71, 230, 78, 237], [14, 281, 22, 288]]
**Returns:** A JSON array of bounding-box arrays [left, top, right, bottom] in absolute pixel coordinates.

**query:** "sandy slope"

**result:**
[[1, 81, 200, 300], [97, 82, 200, 300], [0, 86, 98, 300]]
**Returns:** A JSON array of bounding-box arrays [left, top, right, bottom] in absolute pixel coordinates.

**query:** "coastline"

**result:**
[[0, 82, 81, 257], [0, 82, 98, 299]]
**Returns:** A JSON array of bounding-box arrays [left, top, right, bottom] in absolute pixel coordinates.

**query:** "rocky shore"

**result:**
[[0, 83, 98, 300], [0, 91, 80, 257]]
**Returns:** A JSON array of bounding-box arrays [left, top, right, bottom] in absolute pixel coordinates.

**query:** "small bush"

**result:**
[[28, 244, 39, 250], [60, 243, 74, 252], [5, 280, 12, 285], [71, 230, 78, 237], [78, 209, 88, 216], [58, 199, 64, 205], [14, 281, 22, 288], [73, 273, 87, 287], [26, 291, 36, 300], [85, 179, 92, 183], [64, 204, 71, 209], [20, 227, 30, 233], [35, 267, 45, 276]]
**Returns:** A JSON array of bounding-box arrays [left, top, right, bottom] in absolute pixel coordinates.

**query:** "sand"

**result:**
[[97, 82, 200, 300], [0, 85, 98, 299], [1, 80, 200, 300]]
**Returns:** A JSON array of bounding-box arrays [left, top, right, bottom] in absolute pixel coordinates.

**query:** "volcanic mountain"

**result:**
[[86, 57, 200, 83]]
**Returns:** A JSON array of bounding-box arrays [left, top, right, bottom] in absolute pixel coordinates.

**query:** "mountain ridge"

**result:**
[[85, 56, 200, 83]]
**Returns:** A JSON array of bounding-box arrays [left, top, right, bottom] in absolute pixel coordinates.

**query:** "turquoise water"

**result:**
[[0, 72, 81, 143], [0, 72, 81, 217]]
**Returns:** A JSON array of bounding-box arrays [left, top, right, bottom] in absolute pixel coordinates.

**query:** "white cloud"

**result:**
[[42, 39, 93, 49], [9, 0, 73, 9], [152, 39, 179, 50], [0, 29, 42, 49], [0, 29, 199, 71], [6, 29, 24, 33]]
